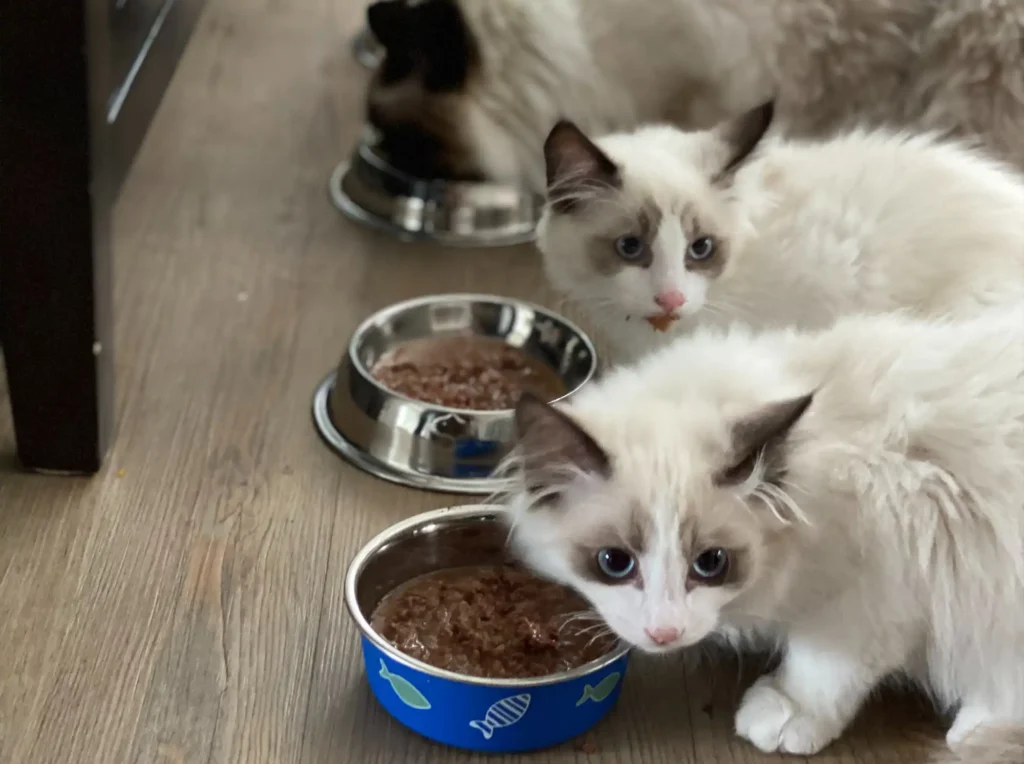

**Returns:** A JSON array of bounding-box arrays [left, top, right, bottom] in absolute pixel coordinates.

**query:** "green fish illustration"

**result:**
[[378, 659, 431, 710], [575, 672, 622, 707]]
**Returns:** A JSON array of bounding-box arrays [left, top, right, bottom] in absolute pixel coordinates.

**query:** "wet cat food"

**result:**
[[645, 314, 678, 332], [369, 565, 615, 678], [370, 336, 567, 410]]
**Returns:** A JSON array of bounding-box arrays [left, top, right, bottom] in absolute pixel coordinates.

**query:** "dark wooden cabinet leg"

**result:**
[[0, 189, 114, 475], [1, 0, 206, 473], [0, 2, 115, 474]]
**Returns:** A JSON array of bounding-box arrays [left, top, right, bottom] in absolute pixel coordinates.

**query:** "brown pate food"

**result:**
[[370, 565, 615, 679], [370, 336, 566, 410]]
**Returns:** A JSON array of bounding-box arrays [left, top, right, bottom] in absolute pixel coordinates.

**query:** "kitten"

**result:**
[[538, 101, 1024, 364], [498, 305, 1024, 760], [362, 0, 1024, 189]]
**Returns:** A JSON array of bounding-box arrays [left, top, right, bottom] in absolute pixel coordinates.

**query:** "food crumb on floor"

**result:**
[[117, 469, 126, 477], [701, 702, 714, 718]]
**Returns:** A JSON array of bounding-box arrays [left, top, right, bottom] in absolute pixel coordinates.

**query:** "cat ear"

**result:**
[[367, 0, 476, 91], [716, 393, 812, 487], [514, 393, 610, 495], [413, 0, 477, 90], [712, 100, 775, 182], [543, 121, 621, 214], [367, 0, 412, 51]]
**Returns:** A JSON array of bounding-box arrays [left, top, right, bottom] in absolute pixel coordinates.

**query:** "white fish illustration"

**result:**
[[468, 693, 532, 740]]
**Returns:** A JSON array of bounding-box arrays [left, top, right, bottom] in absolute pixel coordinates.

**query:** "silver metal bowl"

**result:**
[[312, 293, 598, 494], [351, 27, 384, 69], [345, 504, 631, 751], [328, 139, 542, 248]]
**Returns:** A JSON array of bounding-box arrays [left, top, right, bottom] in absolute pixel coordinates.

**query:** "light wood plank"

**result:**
[[0, 0, 952, 762]]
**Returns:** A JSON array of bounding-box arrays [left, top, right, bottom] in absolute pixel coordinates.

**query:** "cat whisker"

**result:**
[[556, 610, 603, 635], [699, 303, 732, 322], [572, 621, 613, 639], [703, 298, 757, 322], [561, 606, 598, 626], [559, 619, 604, 638], [583, 627, 617, 652]]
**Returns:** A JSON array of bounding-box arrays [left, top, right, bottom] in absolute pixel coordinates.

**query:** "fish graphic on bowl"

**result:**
[[378, 660, 431, 710], [346, 505, 632, 753], [469, 693, 531, 740]]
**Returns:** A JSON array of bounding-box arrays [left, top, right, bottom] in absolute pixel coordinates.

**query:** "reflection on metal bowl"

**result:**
[[351, 27, 384, 69], [329, 140, 542, 248], [345, 504, 631, 752], [312, 293, 598, 494]]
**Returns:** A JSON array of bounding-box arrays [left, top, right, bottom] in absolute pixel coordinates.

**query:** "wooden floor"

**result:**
[[0, 1, 950, 762]]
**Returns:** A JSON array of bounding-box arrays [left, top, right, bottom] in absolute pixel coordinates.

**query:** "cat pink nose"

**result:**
[[644, 626, 680, 645], [654, 290, 686, 312]]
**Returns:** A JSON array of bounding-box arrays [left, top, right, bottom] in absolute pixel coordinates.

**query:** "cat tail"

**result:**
[[930, 726, 1024, 764]]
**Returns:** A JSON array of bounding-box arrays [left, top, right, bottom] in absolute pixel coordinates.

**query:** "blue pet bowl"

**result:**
[[345, 505, 631, 753]]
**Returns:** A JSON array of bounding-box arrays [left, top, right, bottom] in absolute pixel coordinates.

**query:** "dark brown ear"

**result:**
[[414, 0, 477, 91], [514, 393, 610, 495], [368, 0, 477, 91], [367, 0, 411, 50], [712, 100, 775, 182], [543, 120, 621, 214], [716, 393, 812, 486]]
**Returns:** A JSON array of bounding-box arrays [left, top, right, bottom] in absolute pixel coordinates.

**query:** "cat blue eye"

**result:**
[[687, 236, 716, 261], [596, 547, 636, 579], [690, 548, 729, 583], [614, 234, 646, 261]]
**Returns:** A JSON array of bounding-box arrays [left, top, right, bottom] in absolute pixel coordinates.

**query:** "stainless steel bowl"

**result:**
[[345, 505, 631, 751], [351, 27, 384, 69], [312, 293, 598, 494], [328, 139, 542, 248]]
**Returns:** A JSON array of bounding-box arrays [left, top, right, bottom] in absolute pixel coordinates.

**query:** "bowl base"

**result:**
[[327, 161, 538, 249]]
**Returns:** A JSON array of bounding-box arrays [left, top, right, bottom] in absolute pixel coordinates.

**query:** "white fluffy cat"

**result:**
[[499, 305, 1024, 760], [538, 102, 1024, 364], [364, 0, 1024, 187]]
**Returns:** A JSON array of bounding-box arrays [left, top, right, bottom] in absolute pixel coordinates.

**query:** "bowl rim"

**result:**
[[347, 292, 599, 416], [351, 27, 383, 70], [344, 504, 631, 688], [355, 140, 541, 200]]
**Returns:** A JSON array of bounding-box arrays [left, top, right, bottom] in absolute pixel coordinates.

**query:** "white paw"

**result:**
[[947, 705, 1005, 748], [735, 677, 841, 755]]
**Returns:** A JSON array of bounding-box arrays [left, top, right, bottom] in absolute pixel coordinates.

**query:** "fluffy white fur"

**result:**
[[539, 117, 1024, 364], [501, 305, 1024, 760], [443, 0, 1024, 190]]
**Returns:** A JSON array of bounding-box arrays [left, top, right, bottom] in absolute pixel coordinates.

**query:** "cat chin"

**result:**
[[634, 637, 693, 655], [603, 628, 683, 655]]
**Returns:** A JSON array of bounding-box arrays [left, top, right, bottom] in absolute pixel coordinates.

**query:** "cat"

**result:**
[[497, 304, 1024, 760], [361, 0, 1024, 190], [537, 100, 1024, 364]]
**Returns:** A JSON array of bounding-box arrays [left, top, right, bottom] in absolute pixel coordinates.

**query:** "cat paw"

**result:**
[[947, 705, 990, 747], [735, 676, 842, 755], [945, 704, 1015, 749]]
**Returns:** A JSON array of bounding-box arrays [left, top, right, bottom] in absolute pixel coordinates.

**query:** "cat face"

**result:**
[[537, 103, 774, 328], [505, 385, 810, 654]]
